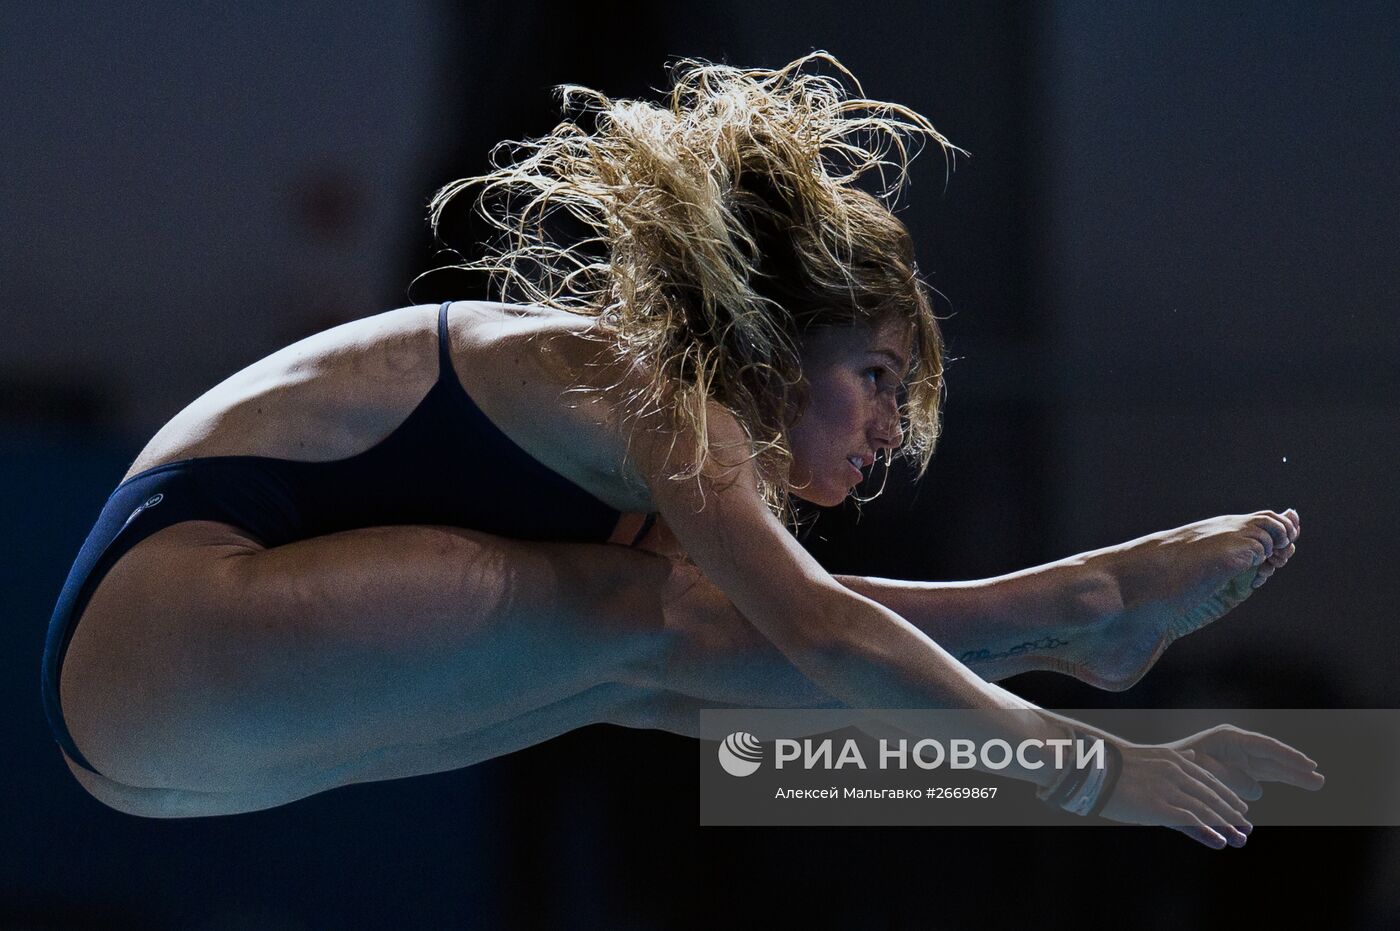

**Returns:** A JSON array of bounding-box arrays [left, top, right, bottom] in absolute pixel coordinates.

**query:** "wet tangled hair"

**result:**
[[428, 51, 959, 522]]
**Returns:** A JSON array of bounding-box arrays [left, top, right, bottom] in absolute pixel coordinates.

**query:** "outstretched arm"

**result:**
[[652, 551, 1101, 694], [643, 507, 1300, 689], [834, 562, 1113, 683], [633, 408, 1315, 846]]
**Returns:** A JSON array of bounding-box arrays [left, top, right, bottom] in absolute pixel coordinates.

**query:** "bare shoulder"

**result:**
[[447, 301, 663, 507], [470, 309, 759, 512], [453, 303, 768, 517]]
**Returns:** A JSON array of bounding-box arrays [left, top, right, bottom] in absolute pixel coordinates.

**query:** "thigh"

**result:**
[[66, 680, 658, 818], [69, 678, 771, 818], [60, 519, 673, 794]]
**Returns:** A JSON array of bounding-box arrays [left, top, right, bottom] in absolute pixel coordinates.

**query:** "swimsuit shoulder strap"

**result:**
[[632, 512, 659, 547], [437, 301, 459, 387]]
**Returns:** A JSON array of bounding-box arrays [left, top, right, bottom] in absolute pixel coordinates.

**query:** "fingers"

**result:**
[[1178, 753, 1252, 832], [1205, 725, 1326, 789], [1166, 806, 1232, 849], [1180, 772, 1251, 830], [1152, 719, 1318, 848], [1228, 773, 1264, 801], [1186, 747, 1264, 800], [1175, 794, 1249, 847], [1237, 731, 1326, 790]]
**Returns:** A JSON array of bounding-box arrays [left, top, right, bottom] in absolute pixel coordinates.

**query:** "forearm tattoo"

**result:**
[[959, 636, 1071, 666]]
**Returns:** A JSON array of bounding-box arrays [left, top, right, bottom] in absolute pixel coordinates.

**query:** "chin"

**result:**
[[792, 485, 849, 508], [789, 465, 853, 508]]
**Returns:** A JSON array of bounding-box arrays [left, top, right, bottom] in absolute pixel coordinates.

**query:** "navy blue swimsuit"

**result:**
[[42, 301, 656, 776]]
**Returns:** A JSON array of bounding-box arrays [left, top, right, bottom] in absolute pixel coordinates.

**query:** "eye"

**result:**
[[864, 366, 897, 393]]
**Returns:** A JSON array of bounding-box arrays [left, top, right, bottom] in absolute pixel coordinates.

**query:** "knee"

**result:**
[[577, 541, 674, 609], [615, 555, 752, 692], [570, 540, 674, 631]]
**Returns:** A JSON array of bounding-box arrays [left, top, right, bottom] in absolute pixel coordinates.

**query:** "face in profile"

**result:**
[[787, 317, 911, 507]]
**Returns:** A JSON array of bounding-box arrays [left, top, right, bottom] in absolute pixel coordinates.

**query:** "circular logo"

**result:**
[[123, 493, 165, 528], [718, 732, 763, 777]]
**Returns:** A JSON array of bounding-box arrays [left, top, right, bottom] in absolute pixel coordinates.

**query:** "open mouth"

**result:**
[[847, 455, 864, 480]]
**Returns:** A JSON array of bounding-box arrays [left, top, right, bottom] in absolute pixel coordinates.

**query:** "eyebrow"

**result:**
[[869, 348, 910, 372]]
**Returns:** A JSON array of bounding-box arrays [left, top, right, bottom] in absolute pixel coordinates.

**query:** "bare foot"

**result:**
[[1070, 509, 1301, 691]]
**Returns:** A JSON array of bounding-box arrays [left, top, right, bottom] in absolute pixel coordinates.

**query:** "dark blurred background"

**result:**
[[5, 1, 1397, 928]]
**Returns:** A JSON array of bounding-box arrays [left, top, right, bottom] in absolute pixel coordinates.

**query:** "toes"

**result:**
[[1255, 536, 1297, 586], [1254, 513, 1291, 551], [1242, 539, 1269, 567]]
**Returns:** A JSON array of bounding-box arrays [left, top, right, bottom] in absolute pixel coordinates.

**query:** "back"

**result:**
[[125, 301, 654, 515]]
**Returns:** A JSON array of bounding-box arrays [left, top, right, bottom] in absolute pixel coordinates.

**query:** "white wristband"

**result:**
[[1062, 759, 1108, 816]]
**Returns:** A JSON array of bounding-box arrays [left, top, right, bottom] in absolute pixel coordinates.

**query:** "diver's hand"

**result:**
[[1098, 726, 1324, 848], [1165, 724, 1325, 801], [1097, 741, 1256, 848]]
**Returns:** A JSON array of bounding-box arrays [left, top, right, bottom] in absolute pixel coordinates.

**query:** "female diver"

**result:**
[[42, 54, 1320, 846]]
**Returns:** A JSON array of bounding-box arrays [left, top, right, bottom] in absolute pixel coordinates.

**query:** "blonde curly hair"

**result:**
[[428, 51, 959, 522]]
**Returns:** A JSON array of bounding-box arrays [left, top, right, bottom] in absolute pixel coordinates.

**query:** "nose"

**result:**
[[871, 398, 903, 451]]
